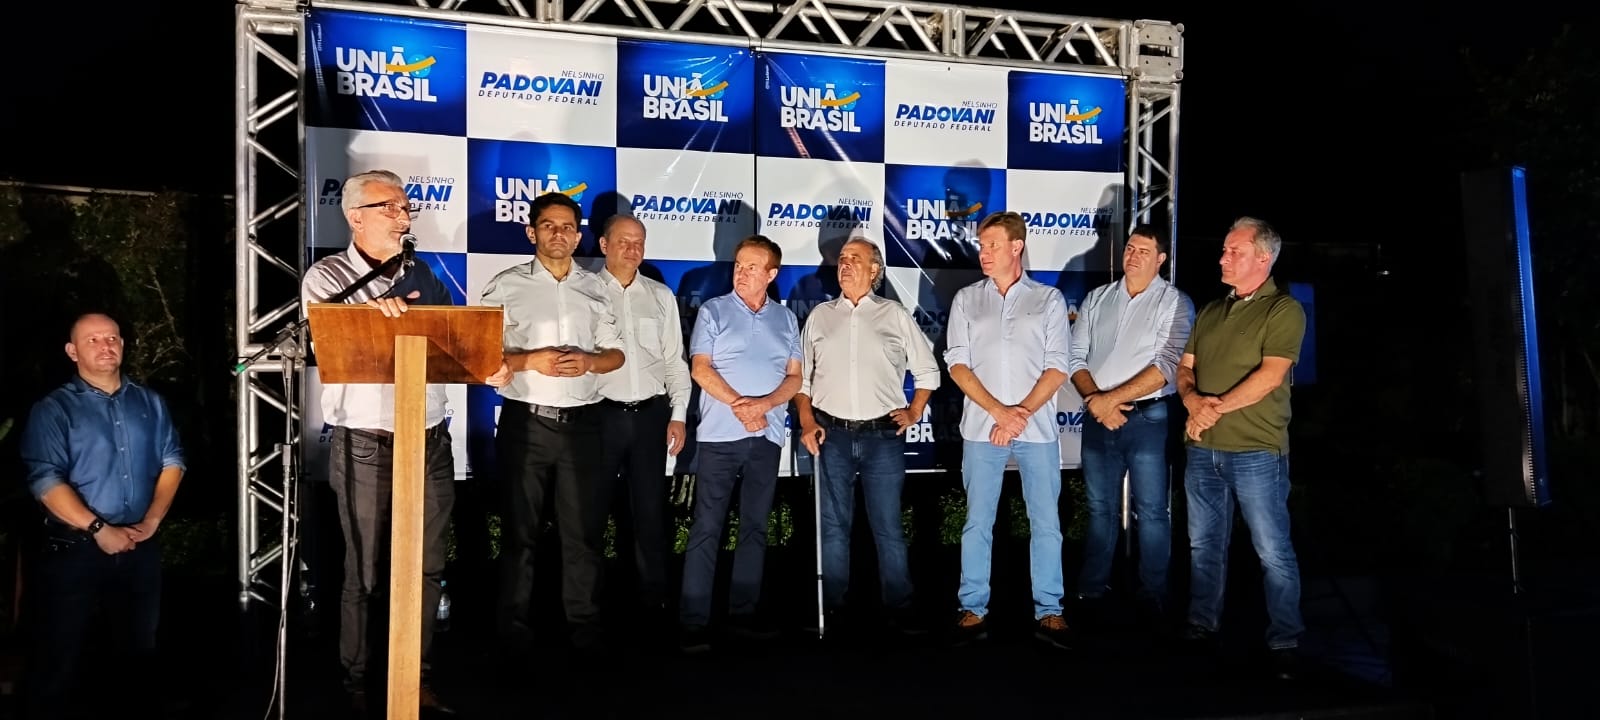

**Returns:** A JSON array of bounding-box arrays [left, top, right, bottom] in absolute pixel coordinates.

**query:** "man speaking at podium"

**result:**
[[302, 169, 504, 716]]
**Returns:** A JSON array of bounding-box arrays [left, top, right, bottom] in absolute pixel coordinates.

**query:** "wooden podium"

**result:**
[[306, 303, 503, 720]]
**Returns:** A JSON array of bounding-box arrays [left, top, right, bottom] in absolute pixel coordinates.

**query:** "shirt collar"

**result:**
[[69, 373, 132, 398], [1228, 276, 1280, 301], [598, 265, 642, 291], [838, 291, 882, 308], [983, 273, 1039, 294], [529, 257, 588, 282], [1118, 274, 1169, 298], [342, 242, 406, 281], [726, 291, 774, 315]]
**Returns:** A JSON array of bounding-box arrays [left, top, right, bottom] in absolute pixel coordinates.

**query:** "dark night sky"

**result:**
[[0, 2, 1576, 245]]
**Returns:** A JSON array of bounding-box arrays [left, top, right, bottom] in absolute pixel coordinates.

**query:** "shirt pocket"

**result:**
[[637, 317, 663, 353]]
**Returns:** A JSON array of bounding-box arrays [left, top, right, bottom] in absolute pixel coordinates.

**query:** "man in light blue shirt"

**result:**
[[944, 211, 1073, 649], [678, 235, 802, 651], [1068, 224, 1194, 621]]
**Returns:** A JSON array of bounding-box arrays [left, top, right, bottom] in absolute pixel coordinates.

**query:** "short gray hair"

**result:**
[[1230, 216, 1282, 267], [342, 170, 405, 211], [843, 236, 885, 291]]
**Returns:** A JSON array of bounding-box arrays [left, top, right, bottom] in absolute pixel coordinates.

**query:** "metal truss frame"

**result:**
[[235, 0, 1182, 610]]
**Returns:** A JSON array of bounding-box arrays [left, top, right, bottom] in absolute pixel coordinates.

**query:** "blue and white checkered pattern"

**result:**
[[301, 7, 1127, 478]]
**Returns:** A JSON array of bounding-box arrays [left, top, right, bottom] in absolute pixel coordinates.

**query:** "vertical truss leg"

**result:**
[[236, 3, 307, 611], [1126, 82, 1180, 280], [1125, 19, 1182, 280]]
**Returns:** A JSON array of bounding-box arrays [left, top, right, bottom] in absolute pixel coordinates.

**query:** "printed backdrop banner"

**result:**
[[300, 7, 1131, 480]]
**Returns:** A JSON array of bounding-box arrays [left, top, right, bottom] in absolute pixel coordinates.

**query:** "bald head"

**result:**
[[65, 313, 124, 379]]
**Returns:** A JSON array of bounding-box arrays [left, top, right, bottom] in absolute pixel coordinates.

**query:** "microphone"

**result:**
[[399, 233, 418, 267], [372, 234, 419, 300]]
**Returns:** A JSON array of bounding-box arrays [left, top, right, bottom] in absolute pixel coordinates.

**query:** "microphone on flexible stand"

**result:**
[[232, 232, 423, 375], [371, 234, 420, 301], [399, 232, 418, 267]]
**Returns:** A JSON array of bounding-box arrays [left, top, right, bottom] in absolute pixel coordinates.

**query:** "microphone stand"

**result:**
[[232, 238, 415, 375]]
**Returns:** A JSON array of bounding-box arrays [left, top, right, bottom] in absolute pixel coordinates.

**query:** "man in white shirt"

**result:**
[[944, 211, 1073, 650], [594, 216, 691, 623], [481, 192, 625, 658], [1067, 224, 1194, 621], [301, 169, 509, 714], [795, 237, 939, 634]]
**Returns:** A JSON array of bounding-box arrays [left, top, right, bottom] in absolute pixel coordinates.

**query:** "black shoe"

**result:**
[[949, 610, 989, 647], [419, 684, 456, 716], [1269, 647, 1301, 681], [725, 613, 781, 641], [1180, 622, 1218, 643], [1035, 614, 1073, 650], [679, 624, 712, 654]]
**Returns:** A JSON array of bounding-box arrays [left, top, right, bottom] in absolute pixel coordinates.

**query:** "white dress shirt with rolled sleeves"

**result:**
[[596, 268, 691, 422], [480, 259, 623, 408], [800, 292, 941, 420]]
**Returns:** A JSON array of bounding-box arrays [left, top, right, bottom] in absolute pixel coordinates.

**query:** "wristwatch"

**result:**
[[86, 517, 106, 535]]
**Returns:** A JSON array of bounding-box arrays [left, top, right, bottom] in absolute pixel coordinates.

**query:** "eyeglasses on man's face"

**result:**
[[357, 201, 421, 219]]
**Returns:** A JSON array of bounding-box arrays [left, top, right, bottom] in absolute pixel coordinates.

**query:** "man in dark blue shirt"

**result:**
[[19, 312, 186, 718]]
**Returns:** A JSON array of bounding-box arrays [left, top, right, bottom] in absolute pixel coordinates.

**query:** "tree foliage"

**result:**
[[0, 185, 234, 570]]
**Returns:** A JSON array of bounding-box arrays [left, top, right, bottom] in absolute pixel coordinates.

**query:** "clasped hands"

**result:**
[[731, 396, 771, 433], [986, 404, 1034, 447], [1183, 394, 1224, 442], [1085, 392, 1135, 430], [524, 347, 594, 378], [479, 348, 590, 388], [95, 518, 160, 555]]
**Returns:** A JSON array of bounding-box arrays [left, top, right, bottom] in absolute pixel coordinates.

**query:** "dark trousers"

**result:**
[[597, 396, 672, 608], [23, 531, 162, 720], [496, 401, 607, 641], [328, 423, 456, 689], [678, 437, 781, 627]]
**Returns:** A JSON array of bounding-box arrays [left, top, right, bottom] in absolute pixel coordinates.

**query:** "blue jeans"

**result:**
[[1078, 397, 1172, 602], [818, 423, 913, 610], [958, 439, 1064, 620], [1185, 446, 1304, 649]]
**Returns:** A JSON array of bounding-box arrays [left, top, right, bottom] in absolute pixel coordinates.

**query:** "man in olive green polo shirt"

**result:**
[[1177, 216, 1306, 680]]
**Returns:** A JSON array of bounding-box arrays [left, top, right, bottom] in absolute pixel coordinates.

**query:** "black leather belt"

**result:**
[[507, 399, 590, 423], [347, 423, 449, 447], [814, 409, 899, 432], [600, 395, 666, 412]]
